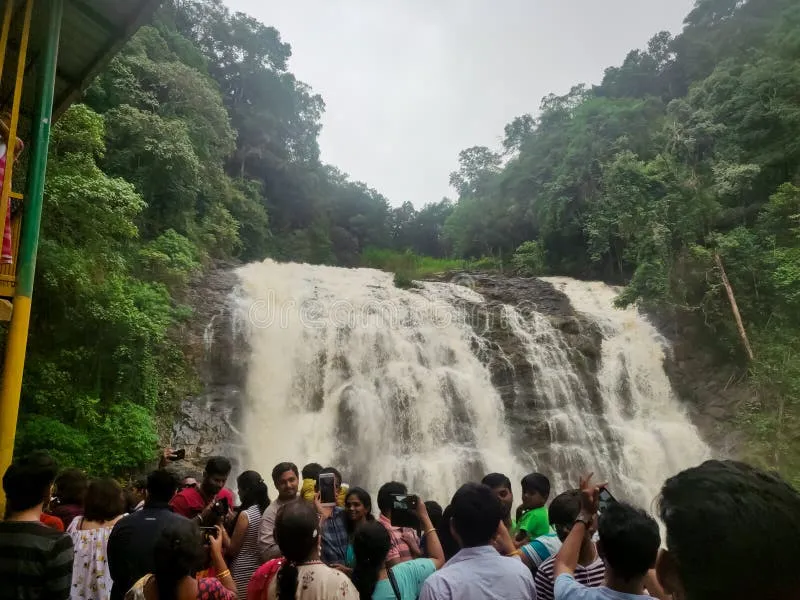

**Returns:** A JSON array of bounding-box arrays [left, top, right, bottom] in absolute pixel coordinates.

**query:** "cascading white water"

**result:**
[[233, 259, 710, 507]]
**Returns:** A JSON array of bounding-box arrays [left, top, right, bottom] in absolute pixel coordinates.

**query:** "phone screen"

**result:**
[[200, 526, 218, 544], [598, 487, 616, 513], [390, 493, 419, 529], [319, 473, 337, 505]]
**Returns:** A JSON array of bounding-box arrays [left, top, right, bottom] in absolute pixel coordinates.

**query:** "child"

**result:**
[[515, 472, 551, 546], [300, 462, 323, 502]]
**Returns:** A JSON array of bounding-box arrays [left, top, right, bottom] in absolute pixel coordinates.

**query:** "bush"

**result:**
[[511, 241, 545, 276]]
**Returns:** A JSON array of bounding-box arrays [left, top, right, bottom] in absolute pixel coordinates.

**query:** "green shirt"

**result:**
[[517, 506, 549, 538]]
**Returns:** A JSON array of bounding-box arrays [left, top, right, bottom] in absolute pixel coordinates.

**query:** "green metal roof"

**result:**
[[0, 0, 161, 124]]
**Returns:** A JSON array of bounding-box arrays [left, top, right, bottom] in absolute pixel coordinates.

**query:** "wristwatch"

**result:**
[[574, 513, 592, 527]]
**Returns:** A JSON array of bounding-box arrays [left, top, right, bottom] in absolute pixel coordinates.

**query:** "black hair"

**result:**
[[450, 482, 503, 547], [659, 460, 800, 600], [352, 520, 392, 599], [548, 489, 581, 541], [344, 487, 375, 534], [147, 469, 179, 504], [301, 463, 323, 480], [237, 470, 270, 513], [153, 519, 205, 600], [134, 478, 147, 491], [481, 473, 512, 490], [439, 505, 460, 560], [83, 478, 125, 522], [3, 451, 58, 514], [377, 481, 407, 514], [319, 466, 341, 487], [425, 500, 443, 530], [275, 500, 320, 600], [271, 462, 299, 484], [521, 473, 550, 498], [597, 502, 659, 580], [53, 467, 88, 505], [204, 456, 232, 478]]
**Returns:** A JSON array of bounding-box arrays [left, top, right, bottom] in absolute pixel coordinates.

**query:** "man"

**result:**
[[107, 469, 188, 600], [419, 482, 537, 600], [553, 475, 660, 599], [377, 481, 421, 567], [657, 460, 800, 600], [482, 472, 514, 530], [534, 490, 604, 600], [179, 474, 199, 491], [259, 461, 299, 560], [318, 467, 348, 566], [130, 478, 147, 512], [0, 452, 74, 600], [517, 472, 551, 543], [168, 456, 234, 522]]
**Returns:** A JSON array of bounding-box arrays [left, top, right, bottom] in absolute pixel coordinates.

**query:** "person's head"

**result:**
[[317, 466, 342, 495], [438, 505, 460, 560], [53, 467, 88, 506], [275, 500, 320, 599], [352, 521, 392, 599], [2, 451, 58, 515], [146, 469, 179, 504], [657, 460, 800, 600], [521, 473, 550, 509], [180, 475, 198, 491], [301, 463, 323, 481], [597, 502, 659, 582], [202, 457, 231, 497], [482, 473, 513, 520], [425, 500, 443, 530], [237, 470, 270, 513], [377, 481, 407, 517], [83, 478, 125, 522], [449, 482, 504, 548], [134, 478, 147, 498], [153, 520, 205, 600], [345, 487, 374, 532], [548, 489, 588, 542], [271, 462, 299, 501]]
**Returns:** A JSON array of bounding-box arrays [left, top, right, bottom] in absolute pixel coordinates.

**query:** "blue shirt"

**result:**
[[321, 507, 349, 565], [373, 558, 436, 600], [419, 545, 537, 600], [554, 574, 650, 600]]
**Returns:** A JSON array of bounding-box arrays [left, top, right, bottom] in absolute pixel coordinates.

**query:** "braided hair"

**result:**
[[352, 521, 392, 599], [275, 500, 320, 600]]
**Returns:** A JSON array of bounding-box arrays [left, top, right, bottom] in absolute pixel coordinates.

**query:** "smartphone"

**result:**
[[390, 493, 419, 529], [200, 526, 218, 544], [319, 473, 337, 506], [212, 496, 229, 518], [598, 487, 617, 513], [169, 449, 186, 461]]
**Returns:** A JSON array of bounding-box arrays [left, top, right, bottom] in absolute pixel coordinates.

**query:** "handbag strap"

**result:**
[[388, 567, 402, 600]]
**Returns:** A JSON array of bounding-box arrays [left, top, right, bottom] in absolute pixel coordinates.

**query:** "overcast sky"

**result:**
[[223, 1, 696, 207]]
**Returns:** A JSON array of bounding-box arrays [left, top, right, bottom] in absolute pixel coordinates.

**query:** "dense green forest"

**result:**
[[14, 0, 800, 482]]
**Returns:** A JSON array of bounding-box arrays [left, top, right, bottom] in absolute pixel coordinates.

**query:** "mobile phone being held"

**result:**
[[200, 526, 218, 545], [598, 486, 617, 513], [168, 449, 186, 461], [318, 473, 337, 506], [390, 493, 420, 530]]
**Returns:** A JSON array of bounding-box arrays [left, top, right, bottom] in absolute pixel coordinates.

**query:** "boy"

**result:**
[[300, 462, 323, 502], [515, 472, 551, 545]]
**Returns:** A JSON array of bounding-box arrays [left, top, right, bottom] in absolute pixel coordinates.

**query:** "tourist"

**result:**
[[419, 483, 537, 600], [318, 468, 348, 567], [481, 473, 514, 530], [657, 460, 800, 600], [436, 505, 460, 561], [123, 521, 236, 599], [519, 490, 572, 574], [247, 500, 359, 599], [0, 451, 74, 600], [553, 475, 660, 599], [300, 462, 323, 502], [534, 489, 604, 600], [50, 467, 88, 529], [124, 478, 147, 513], [67, 477, 127, 599], [180, 475, 199, 491], [377, 481, 421, 567], [259, 462, 300, 561], [421, 501, 443, 556], [353, 497, 445, 599], [516, 472, 551, 544], [321, 486, 375, 571], [107, 470, 188, 600], [229, 470, 271, 598], [169, 456, 235, 522]]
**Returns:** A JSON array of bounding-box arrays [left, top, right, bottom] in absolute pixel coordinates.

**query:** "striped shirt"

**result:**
[[0, 521, 74, 600], [379, 513, 419, 564], [534, 553, 605, 600]]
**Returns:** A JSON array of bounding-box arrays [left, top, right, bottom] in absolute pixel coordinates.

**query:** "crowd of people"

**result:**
[[2, 449, 800, 600]]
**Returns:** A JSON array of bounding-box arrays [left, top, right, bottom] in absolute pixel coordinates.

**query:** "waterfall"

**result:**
[[232, 260, 710, 507]]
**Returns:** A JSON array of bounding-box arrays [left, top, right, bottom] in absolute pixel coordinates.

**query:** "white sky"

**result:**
[[223, 1, 696, 207]]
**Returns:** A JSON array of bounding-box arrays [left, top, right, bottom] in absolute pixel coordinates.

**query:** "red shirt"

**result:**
[[40, 513, 65, 531], [168, 486, 234, 519]]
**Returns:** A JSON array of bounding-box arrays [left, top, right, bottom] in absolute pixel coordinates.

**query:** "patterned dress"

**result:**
[[67, 516, 122, 600], [231, 505, 264, 598], [124, 575, 235, 599]]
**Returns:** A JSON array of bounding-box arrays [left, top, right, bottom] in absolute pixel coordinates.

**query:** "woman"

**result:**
[[50, 468, 88, 529], [67, 478, 127, 599], [125, 520, 237, 599], [229, 471, 270, 598], [352, 499, 444, 600], [247, 500, 358, 600], [322, 486, 374, 571]]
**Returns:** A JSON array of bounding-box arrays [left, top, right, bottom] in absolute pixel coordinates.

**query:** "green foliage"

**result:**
[[512, 241, 546, 277]]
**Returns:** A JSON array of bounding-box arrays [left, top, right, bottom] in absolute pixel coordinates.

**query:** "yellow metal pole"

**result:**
[[0, 0, 61, 514]]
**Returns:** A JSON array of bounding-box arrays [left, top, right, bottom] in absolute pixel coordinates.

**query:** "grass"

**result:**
[[361, 247, 503, 287]]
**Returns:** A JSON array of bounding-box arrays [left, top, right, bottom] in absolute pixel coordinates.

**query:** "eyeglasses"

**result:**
[[179, 482, 199, 490]]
